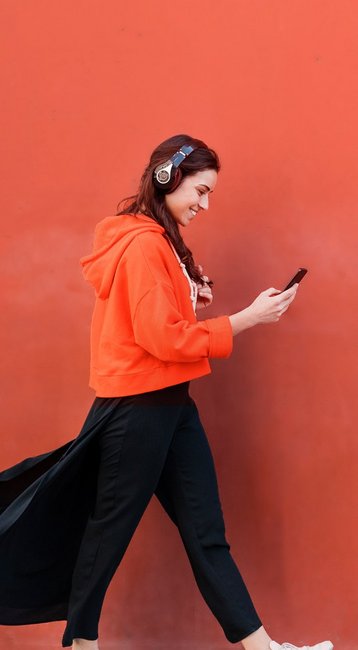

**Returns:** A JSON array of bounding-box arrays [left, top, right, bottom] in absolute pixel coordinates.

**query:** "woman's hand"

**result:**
[[228, 284, 299, 335], [247, 284, 299, 325], [196, 264, 213, 309]]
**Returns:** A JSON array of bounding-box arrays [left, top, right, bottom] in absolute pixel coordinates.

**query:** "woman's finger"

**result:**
[[199, 287, 212, 295]]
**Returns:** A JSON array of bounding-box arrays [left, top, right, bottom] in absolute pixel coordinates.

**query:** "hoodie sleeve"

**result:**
[[132, 281, 233, 362]]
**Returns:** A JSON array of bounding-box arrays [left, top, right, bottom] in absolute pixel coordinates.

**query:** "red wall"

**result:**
[[1, 1, 357, 648]]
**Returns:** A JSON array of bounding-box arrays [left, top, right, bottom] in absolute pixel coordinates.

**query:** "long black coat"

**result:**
[[0, 397, 117, 626]]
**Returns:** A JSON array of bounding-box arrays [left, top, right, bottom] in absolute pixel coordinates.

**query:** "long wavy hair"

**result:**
[[116, 134, 220, 288]]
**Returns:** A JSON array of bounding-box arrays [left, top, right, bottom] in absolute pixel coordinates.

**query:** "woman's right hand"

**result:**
[[247, 284, 299, 325], [228, 284, 299, 335]]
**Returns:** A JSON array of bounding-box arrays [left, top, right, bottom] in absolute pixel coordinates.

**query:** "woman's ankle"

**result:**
[[72, 639, 99, 649], [241, 626, 272, 650]]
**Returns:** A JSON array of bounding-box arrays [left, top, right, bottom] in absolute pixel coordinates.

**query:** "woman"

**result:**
[[0, 134, 332, 650]]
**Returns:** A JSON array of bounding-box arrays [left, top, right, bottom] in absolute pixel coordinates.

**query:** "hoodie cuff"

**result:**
[[204, 315, 233, 358]]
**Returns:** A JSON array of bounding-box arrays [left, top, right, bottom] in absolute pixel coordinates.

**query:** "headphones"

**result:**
[[153, 144, 196, 193]]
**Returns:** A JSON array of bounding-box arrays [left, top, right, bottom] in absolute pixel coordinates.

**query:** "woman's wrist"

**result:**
[[228, 307, 257, 336]]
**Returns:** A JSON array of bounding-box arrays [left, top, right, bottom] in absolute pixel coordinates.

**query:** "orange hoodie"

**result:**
[[80, 213, 234, 396]]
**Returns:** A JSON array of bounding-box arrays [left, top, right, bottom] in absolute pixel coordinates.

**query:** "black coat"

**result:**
[[0, 397, 117, 626]]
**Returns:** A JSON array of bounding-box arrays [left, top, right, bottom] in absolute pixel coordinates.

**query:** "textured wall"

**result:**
[[1, 1, 357, 648]]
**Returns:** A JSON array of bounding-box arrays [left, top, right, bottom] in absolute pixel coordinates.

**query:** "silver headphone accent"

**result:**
[[155, 163, 173, 184]]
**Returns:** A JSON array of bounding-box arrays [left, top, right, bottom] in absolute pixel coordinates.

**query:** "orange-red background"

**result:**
[[1, 1, 357, 648]]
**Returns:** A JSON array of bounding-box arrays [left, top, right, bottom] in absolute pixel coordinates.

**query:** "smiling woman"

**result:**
[[0, 134, 331, 650]]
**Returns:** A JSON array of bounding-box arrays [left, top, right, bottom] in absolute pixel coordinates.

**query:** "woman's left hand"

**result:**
[[196, 265, 213, 309]]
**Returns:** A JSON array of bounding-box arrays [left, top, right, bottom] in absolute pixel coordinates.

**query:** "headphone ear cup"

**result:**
[[153, 163, 177, 192]]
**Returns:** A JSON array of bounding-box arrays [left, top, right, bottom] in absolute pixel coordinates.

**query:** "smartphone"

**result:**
[[281, 268, 308, 292]]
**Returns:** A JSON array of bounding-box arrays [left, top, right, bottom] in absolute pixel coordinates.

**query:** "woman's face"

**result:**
[[164, 169, 218, 227]]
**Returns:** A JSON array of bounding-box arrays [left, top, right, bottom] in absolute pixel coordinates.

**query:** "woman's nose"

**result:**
[[198, 193, 209, 210]]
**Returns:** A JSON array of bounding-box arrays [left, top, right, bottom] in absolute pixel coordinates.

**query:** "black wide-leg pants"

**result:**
[[62, 381, 262, 646]]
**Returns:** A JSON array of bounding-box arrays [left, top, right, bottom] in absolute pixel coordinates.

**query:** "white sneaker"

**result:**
[[270, 641, 334, 650]]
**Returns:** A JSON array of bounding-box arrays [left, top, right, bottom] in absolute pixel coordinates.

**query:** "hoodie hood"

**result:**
[[80, 214, 165, 299]]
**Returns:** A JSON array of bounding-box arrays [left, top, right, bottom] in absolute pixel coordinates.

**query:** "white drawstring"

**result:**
[[168, 241, 198, 314]]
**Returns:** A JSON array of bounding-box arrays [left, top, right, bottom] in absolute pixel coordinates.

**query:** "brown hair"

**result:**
[[116, 134, 220, 288]]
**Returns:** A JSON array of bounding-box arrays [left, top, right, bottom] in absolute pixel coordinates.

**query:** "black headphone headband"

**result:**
[[153, 144, 197, 193]]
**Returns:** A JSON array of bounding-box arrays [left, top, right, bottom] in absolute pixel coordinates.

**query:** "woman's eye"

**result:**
[[197, 189, 204, 196]]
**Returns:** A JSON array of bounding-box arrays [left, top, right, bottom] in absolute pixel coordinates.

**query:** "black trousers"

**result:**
[[62, 381, 262, 647]]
